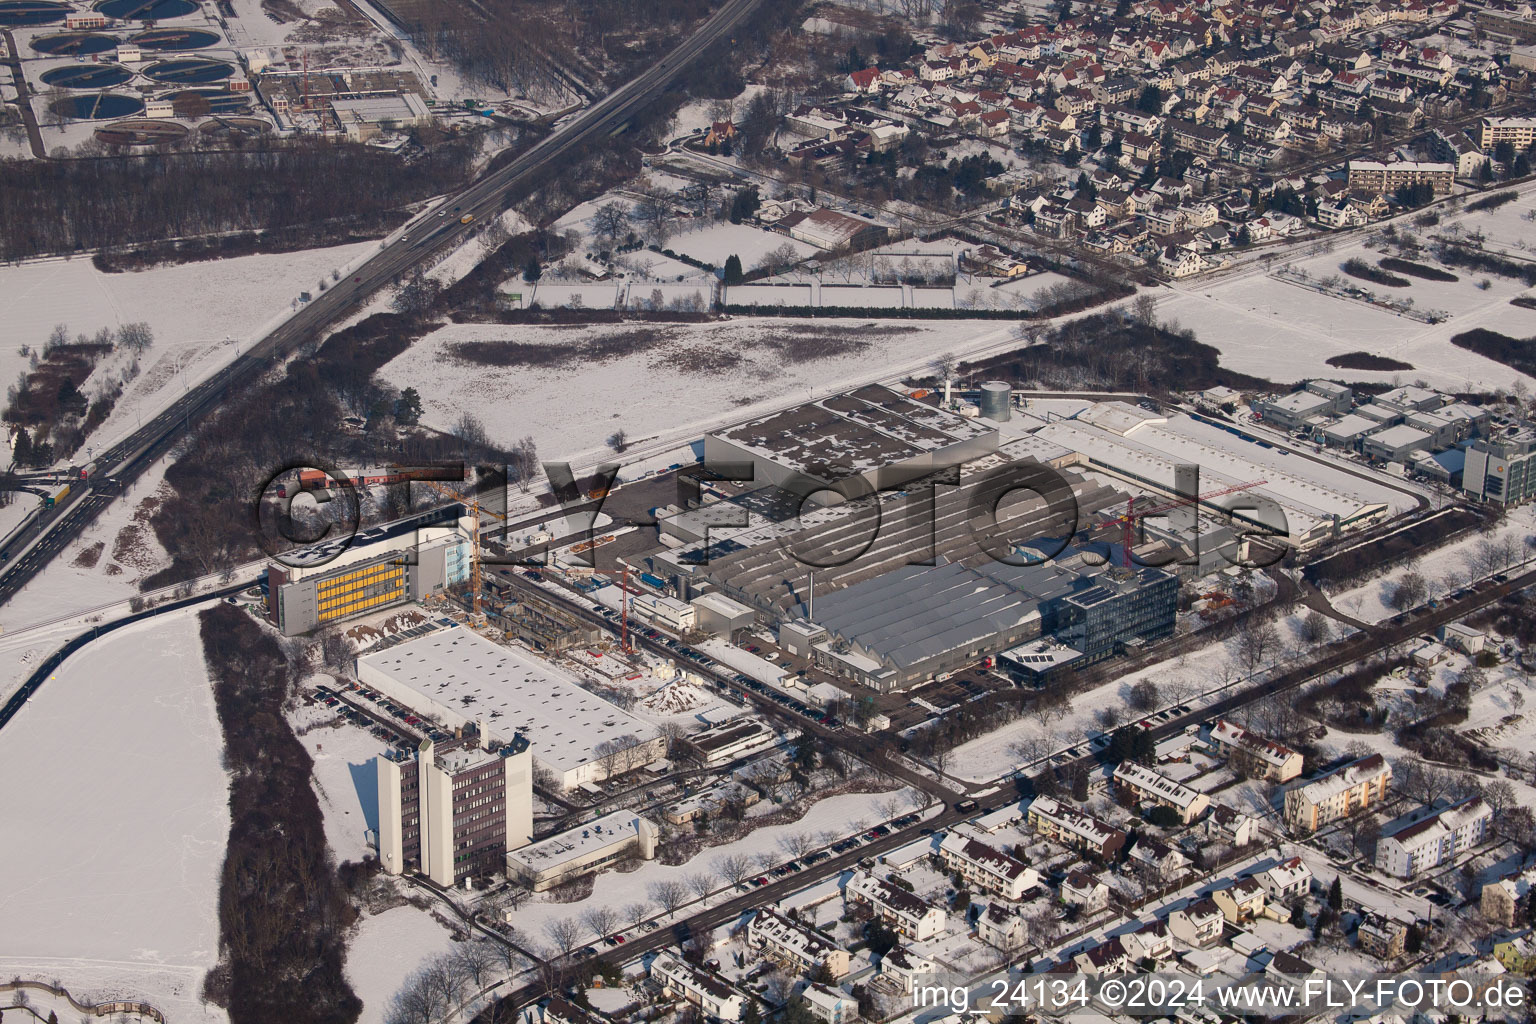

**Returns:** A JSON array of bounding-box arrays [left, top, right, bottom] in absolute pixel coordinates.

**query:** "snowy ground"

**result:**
[[293, 694, 395, 865], [1154, 195, 1536, 392], [0, 610, 229, 1024], [376, 315, 1046, 465], [943, 599, 1333, 785], [0, 242, 376, 453], [1326, 505, 1536, 624], [347, 905, 461, 1024]]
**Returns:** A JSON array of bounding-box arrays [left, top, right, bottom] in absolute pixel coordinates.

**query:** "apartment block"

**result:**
[[1284, 754, 1392, 833], [1113, 761, 1210, 824], [1374, 798, 1492, 878], [1026, 796, 1127, 857], [846, 871, 948, 940], [938, 828, 1041, 900], [1346, 160, 1454, 196]]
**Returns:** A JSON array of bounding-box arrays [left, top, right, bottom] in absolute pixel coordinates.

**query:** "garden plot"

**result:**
[[1154, 233, 1536, 391]]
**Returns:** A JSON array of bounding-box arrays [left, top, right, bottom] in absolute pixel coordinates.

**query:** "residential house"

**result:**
[[1168, 898, 1225, 947], [879, 945, 938, 994], [1250, 861, 1310, 909], [1208, 719, 1304, 782], [1061, 870, 1111, 911], [978, 903, 1028, 950], [1075, 937, 1135, 976], [802, 983, 857, 1024], [1357, 912, 1408, 960], [846, 871, 947, 940], [746, 905, 851, 979], [1211, 877, 1267, 925], [651, 951, 747, 1022], [1204, 804, 1257, 847]]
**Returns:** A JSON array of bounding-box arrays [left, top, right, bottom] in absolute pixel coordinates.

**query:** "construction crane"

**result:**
[[420, 476, 511, 622], [1104, 479, 1268, 568]]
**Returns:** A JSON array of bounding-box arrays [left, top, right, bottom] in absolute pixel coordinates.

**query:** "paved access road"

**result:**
[[0, 0, 768, 607]]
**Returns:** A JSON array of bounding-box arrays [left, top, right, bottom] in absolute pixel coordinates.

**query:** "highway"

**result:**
[[0, 0, 768, 607]]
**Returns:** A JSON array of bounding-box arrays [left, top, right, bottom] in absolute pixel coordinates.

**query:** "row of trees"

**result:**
[[0, 141, 480, 261]]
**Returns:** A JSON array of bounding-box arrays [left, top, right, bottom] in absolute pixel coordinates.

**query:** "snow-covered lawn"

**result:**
[[347, 906, 461, 1024], [0, 610, 229, 1024], [1326, 505, 1536, 624], [664, 221, 819, 268]]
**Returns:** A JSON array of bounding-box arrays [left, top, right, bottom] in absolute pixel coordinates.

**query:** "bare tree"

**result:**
[[593, 202, 631, 250], [1388, 570, 1428, 611], [779, 830, 816, 858], [715, 853, 754, 886], [624, 901, 652, 930], [687, 870, 719, 901], [1298, 611, 1333, 645], [581, 905, 620, 940], [649, 879, 689, 915], [544, 918, 583, 961], [454, 940, 500, 991], [1127, 679, 1161, 713]]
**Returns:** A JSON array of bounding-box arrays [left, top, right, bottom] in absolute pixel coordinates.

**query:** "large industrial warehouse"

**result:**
[[357, 626, 665, 791], [703, 383, 1000, 492]]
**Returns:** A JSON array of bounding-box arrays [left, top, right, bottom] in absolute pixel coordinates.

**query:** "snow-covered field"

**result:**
[[1156, 201, 1536, 392], [0, 611, 229, 1024], [376, 316, 1033, 463], [664, 221, 820, 267], [0, 242, 376, 452]]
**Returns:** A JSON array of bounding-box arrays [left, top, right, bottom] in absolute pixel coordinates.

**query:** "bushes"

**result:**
[[1325, 352, 1414, 371], [1467, 190, 1519, 213], [1378, 257, 1458, 283], [1450, 327, 1536, 378], [1434, 243, 1536, 286], [1340, 258, 1410, 288]]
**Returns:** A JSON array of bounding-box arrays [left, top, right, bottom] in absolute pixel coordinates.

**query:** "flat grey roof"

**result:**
[[358, 627, 655, 772], [808, 559, 1082, 669]]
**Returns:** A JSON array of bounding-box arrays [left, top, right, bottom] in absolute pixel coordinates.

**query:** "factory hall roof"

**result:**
[[711, 383, 994, 480], [808, 559, 1082, 670], [357, 626, 655, 772]]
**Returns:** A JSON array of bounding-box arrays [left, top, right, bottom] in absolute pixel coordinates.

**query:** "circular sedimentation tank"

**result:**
[[94, 0, 195, 19], [31, 31, 118, 54], [165, 88, 249, 114], [95, 117, 188, 144], [0, 0, 68, 26], [143, 57, 232, 83], [130, 26, 219, 49], [50, 91, 144, 119], [40, 63, 132, 88]]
